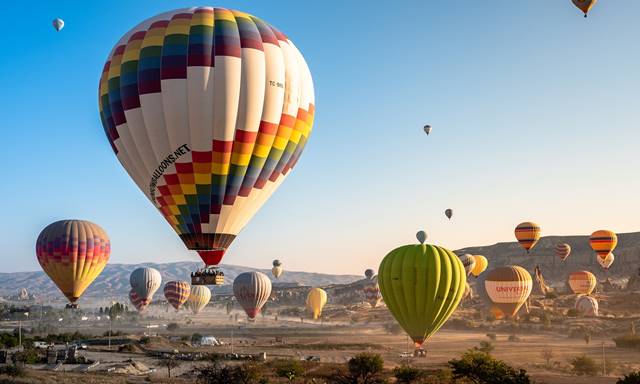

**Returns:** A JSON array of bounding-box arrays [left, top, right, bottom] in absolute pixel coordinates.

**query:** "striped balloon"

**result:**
[[99, 7, 315, 267], [589, 230, 617, 258], [485, 266, 532, 318], [363, 280, 382, 308], [555, 243, 571, 261], [186, 285, 211, 314], [459, 254, 476, 276], [233, 271, 272, 319], [129, 289, 147, 312], [514, 222, 541, 252], [164, 281, 191, 310], [568, 271, 597, 295], [36, 220, 110, 305], [575, 295, 598, 317], [597, 252, 614, 270], [130, 267, 162, 305]]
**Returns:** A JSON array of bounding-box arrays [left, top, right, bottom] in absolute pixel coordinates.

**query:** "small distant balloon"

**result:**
[[597, 253, 614, 270], [555, 243, 571, 261], [364, 269, 375, 280], [445, 209, 453, 220], [514, 222, 541, 253], [572, 0, 597, 17], [423, 125, 432, 135], [52, 18, 64, 31], [416, 230, 427, 244]]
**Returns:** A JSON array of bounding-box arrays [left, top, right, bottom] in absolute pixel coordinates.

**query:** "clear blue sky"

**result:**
[[1, 1, 639, 274]]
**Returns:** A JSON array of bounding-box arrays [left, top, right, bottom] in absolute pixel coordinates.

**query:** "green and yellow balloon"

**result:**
[[378, 232, 466, 349]]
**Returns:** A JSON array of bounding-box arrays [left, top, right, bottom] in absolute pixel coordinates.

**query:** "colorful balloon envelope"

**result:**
[[52, 18, 64, 31], [130, 267, 162, 305], [555, 243, 571, 261], [575, 295, 598, 317], [458, 254, 477, 276], [514, 222, 541, 253], [568, 271, 597, 295], [129, 289, 148, 312], [99, 7, 315, 267], [589, 230, 617, 259], [36, 220, 110, 305], [363, 280, 382, 308], [233, 271, 271, 319], [484, 266, 532, 318], [306, 287, 327, 320], [186, 285, 212, 314], [572, 0, 598, 17], [471, 255, 488, 277], [164, 281, 191, 310], [378, 243, 466, 348], [597, 253, 614, 270]]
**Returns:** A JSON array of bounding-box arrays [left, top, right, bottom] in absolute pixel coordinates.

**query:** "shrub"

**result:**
[[545, 291, 558, 299], [570, 355, 599, 376], [0, 364, 25, 377], [613, 335, 640, 349], [393, 364, 423, 383], [139, 336, 151, 345], [508, 335, 521, 342], [475, 341, 494, 353], [13, 348, 42, 364], [566, 308, 580, 317], [449, 349, 531, 383], [191, 333, 203, 344], [274, 360, 304, 382], [618, 371, 640, 384], [486, 333, 497, 341], [166, 322, 179, 331], [347, 353, 384, 382], [197, 359, 262, 384]]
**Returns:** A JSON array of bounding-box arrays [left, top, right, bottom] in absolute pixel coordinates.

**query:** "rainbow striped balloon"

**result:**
[[164, 281, 191, 310], [98, 7, 314, 267], [589, 230, 617, 259], [514, 222, 541, 252], [554, 243, 571, 261]]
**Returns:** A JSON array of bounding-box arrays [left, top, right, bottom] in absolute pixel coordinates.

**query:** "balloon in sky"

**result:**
[[186, 285, 211, 314], [471, 255, 488, 277], [306, 287, 327, 320], [445, 208, 453, 220], [52, 18, 64, 32], [130, 267, 162, 306], [589, 230, 617, 259], [129, 289, 147, 312], [364, 269, 375, 280], [36, 220, 110, 307], [568, 271, 597, 295], [572, 0, 598, 17], [416, 230, 427, 244], [378, 242, 466, 348], [233, 271, 272, 319], [271, 266, 283, 279], [575, 295, 598, 317], [164, 281, 191, 311], [363, 279, 382, 308], [99, 7, 315, 268], [514, 222, 541, 253], [423, 125, 432, 135], [484, 266, 532, 318], [459, 254, 477, 276], [555, 243, 571, 261], [597, 252, 614, 270]]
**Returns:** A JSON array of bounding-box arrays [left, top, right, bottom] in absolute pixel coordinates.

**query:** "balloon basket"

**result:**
[[65, 303, 78, 309], [191, 267, 225, 285]]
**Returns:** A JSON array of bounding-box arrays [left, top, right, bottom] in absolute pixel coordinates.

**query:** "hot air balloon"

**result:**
[[52, 18, 64, 32], [572, 0, 597, 17], [575, 295, 598, 317], [423, 125, 432, 135], [130, 267, 161, 306], [233, 272, 272, 319], [471, 255, 488, 277], [597, 253, 614, 270], [363, 279, 382, 308], [484, 266, 532, 318], [445, 209, 453, 220], [129, 289, 147, 312], [36, 220, 110, 308], [416, 230, 427, 244], [378, 242, 466, 349], [459, 254, 477, 276], [99, 7, 315, 285], [514, 222, 541, 253], [568, 271, 597, 295], [306, 288, 327, 320], [186, 285, 212, 314], [271, 259, 284, 279], [589, 230, 617, 259], [164, 281, 191, 311], [364, 269, 375, 280], [555, 243, 571, 261]]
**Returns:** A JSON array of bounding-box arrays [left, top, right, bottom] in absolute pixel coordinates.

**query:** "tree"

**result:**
[[541, 346, 554, 369], [197, 359, 262, 384], [167, 322, 179, 331], [160, 356, 180, 378], [333, 353, 386, 384], [618, 371, 640, 384], [570, 355, 599, 376], [393, 365, 423, 383], [275, 360, 304, 382], [449, 349, 531, 384]]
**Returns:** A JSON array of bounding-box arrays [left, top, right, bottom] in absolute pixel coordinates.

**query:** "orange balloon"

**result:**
[[589, 230, 617, 259], [568, 271, 597, 295], [514, 222, 541, 252]]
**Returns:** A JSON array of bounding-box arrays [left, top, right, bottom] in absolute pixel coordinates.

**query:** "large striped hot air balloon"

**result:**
[[568, 271, 597, 295], [555, 243, 571, 261], [129, 289, 147, 312], [597, 252, 615, 270], [514, 222, 541, 253], [36, 220, 110, 308], [233, 272, 271, 319], [471, 255, 488, 277], [99, 7, 315, 271], [164, 281, 191, 311], [589, 230, 617, 259], [306, 288, 327, 320], [484, 266, 532, 318], [378, 242, 466, 349], [572, 0, 598, 17], [130, 267, 162, 305], [575, 295, 598, 317], [186, 285, 212, 314]]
